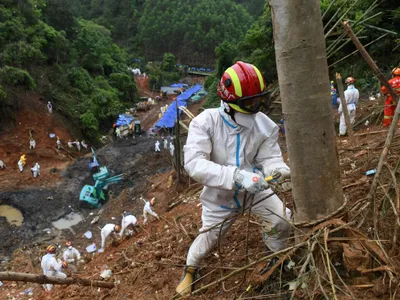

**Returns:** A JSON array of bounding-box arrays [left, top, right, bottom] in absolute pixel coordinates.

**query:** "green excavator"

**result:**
[[80, 148, 126, 208], [79, 174, 126, 208]]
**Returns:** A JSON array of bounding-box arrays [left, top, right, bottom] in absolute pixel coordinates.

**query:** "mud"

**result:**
[[0, 136, 171, 262]]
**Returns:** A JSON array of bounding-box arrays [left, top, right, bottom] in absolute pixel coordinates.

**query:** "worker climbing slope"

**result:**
[[381, 67, 400, 126], [176, 61, 292, 295], [120, 211, 139, 237], [143, 197, 159, 225]]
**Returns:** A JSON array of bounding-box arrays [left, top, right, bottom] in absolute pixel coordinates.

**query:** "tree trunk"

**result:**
[[0, 272, 114, 289], [270, 0, 344, 222]]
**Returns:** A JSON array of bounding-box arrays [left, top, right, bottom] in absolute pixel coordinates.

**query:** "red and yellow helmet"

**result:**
[[217, 61, 270, 114], [66, 241, 72, 247], [392, 68, 400, 76], [61, 261, 68, 269], [114, 225, 121, 233], [46, 245, 57, 254], [345, 77, 355, 84]]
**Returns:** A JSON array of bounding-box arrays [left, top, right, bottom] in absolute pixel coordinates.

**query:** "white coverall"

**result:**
[[18, 160, 23, 173], [100, 224, 118, 250], [143, 202, 159, 224], [67, 141, 74, 148], [155, 141, 161, 152], [81, 140, 88, 149], [29, 139, 36, 150], [41, 253, 67, 291], [0, 160, 6, 169], [75, 141, 81, 152], [170, 143, 174, 156], [63, 247, 81, 263], [183, 106, 291, 267], [120, 215, 138, 236], [31, 163, 40, 177], [339, 84, 359, 135], [56, 139, 61, 149], [47, 102, 53, 113], [163, 139, 168, 150]]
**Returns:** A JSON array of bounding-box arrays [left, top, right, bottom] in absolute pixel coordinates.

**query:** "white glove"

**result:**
[[234, 170, 269, 194], [272, 168, 291, 182]]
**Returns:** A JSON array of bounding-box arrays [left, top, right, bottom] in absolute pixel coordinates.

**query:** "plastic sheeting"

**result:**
[[115, 114, 133, 126], [155, 84, 203, 128], [170, 83, 188, 88]]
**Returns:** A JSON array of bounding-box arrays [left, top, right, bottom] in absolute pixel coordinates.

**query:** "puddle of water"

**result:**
[[52, 212, 83, 229], [0, 205, 24, 227]]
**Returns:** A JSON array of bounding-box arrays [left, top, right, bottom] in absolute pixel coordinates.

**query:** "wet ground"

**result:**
[[0, 136, 171, 262]]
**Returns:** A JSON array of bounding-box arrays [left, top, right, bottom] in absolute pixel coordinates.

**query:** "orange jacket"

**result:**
[[381, 76, 400, 96]]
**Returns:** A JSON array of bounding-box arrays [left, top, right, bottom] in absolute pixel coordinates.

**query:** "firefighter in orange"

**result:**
[[381, 68, 400, 127]]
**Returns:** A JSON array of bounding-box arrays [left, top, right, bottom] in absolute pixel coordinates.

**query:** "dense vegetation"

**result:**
[[0, 0, 138, 138], [0, 0, 398, 136]]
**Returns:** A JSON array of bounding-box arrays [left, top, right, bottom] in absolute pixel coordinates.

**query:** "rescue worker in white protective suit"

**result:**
[[120, 211, 139, 237], [29, 138, 36, 150], [18, 159, 24, 173], [47, 101, 53, 113], [41, 245, 67, 292], [56, 137, 61, 149], [31, 162, 40, 177], [0, 160, 6, 169], [75, 139, 81, 152], [99, 224, 121, 252], [143, 197, 159, 224], [339, 77, 359, 136], [163, 138, 168, 150], [155, 140, 161, 152], [176, 61, 292, 295], [63, 241, 81, 273], [169, 142, 174, 156], [81, 140, 88, 150]]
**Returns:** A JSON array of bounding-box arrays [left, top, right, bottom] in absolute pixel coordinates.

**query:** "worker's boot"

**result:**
[[175, 266, 198, 296]]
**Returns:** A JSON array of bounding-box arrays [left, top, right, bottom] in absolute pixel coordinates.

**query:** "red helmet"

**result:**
[[217, 61, 270, 114], [114, 225, 121, 233], [392, 68, 400, 76], [61, 261, 68, 269], [66, 241, 72, 247], [46, 245, 57, 254], [345, 77, 355, 84]]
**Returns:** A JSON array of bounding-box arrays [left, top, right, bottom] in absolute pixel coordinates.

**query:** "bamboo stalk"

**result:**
[[325, 0, 360, 38], [322, 0, 337, 20]]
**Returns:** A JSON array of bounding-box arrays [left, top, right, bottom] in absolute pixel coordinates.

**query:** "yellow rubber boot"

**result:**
[[176, 267, 197, 296]]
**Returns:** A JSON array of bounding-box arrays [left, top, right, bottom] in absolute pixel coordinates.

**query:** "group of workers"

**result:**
[[154, 137, 174, 156], [332, 67, 400, 136], [67, 139, 88, 151], [40, 197, 159, 292]]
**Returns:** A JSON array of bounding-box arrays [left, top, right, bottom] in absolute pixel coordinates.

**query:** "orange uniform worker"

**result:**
[[381, 68, 400, 127]]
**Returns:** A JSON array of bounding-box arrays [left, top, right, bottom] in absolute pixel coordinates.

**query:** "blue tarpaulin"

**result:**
[[170, 83, 188, 88], [115, 114, 133, 126], [155, 85, 203, 128]]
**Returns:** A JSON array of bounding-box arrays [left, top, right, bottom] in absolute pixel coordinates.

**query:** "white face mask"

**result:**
[[234, 112, 256, 127], [68, 246, 72, 250]]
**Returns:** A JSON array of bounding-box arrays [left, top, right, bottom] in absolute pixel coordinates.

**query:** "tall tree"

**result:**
[[269, 0, 344, 222]]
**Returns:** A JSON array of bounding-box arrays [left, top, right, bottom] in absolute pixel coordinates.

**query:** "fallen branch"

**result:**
[[0, 271, 114, 289]]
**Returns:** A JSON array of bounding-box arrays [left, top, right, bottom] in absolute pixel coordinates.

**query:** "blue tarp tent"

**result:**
[[155, 85, 202, 128], [115, 114, 133, 126], [170, 83, 188, 88]]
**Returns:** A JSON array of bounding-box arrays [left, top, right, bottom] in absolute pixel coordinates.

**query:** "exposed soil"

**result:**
[[1, 81, 397, 300]]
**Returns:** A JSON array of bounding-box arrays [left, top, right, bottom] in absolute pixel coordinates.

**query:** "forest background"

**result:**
[[0, 0, 398, 138]]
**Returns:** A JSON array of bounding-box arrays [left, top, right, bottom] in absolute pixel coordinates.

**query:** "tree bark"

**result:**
[[336, 72, 355, 145], [0, 272, 114, 289], [270, 0, 344, 222]]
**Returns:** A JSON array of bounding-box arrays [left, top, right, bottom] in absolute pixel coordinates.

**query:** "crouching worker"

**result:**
[[41, 245, 67, 292], [120, 211, 139, 237], [99, 224, 121, 252], [176, 62, 292, 296], [63, 241, 81, 273]]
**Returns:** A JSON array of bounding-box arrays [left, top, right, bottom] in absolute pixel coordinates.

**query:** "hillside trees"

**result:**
[[138, 0, 253, 65], [0, 0, 139, 138]]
